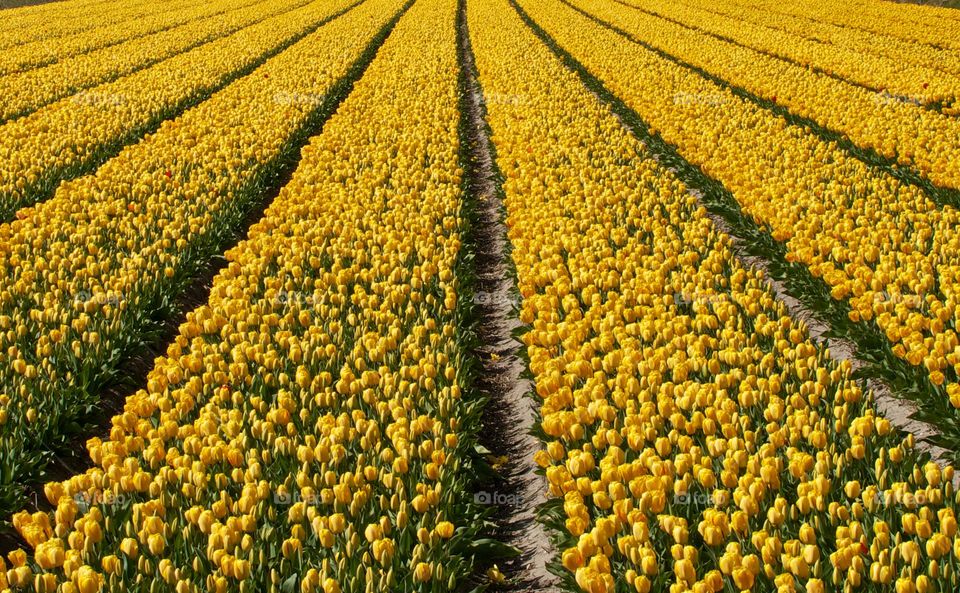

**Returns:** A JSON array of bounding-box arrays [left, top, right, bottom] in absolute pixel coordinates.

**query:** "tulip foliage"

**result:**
[[472, 0, 960, 592], [0, 0, 358, 221], [518, 0, 960, 452], [0, 0, 404, 516], [8, 0, 484, 590]]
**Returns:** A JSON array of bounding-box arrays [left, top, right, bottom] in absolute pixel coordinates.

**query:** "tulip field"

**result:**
[[2, 0, 960, 591]]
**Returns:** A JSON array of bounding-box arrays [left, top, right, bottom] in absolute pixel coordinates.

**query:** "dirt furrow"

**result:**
[[456, 1, 559, 589]]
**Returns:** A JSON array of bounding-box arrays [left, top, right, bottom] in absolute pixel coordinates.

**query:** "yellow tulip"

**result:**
[[413, 562, 433, 583]]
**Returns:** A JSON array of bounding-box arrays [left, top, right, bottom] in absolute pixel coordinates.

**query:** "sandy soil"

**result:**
[[693, 190, 960, 480], [458, 9, 560, 591]]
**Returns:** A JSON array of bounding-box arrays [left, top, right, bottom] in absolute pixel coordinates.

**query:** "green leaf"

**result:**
[[280, 573, 298, 593], [461, 538, 520, 561]]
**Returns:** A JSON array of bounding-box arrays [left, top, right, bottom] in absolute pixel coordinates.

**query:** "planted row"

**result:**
[[0, 0, 311, 123], [6, 0, 489, 590], [0, 0, 169, 50], [618, 0, 960, 111], [733, 0, 960, 52], [0, 0, 403, 516], [571, 0, 960, 195], [668, 0, 960, 88], [518, 0, 960, 447], [0, 0, 358, 220], [0, 0, 220, 75], [472, 1, 960, 592]]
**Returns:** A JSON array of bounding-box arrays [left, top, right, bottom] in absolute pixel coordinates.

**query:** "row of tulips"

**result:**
[[572, 0, 960, 193], [0, 0, 405, 516], [734, 0, 960, 52], [518, 0, 960, 449], [619, 0, 960, 112], [5, 0, 485, 589], [0, 0, 104, 34], [471, 1, 960, 592], [0, 0, 213, 75], [0, 0, 359, 221], [838, 0, 960, 29], [675, 0, 960, 88], [0, 0, 175, 51], [0, 0, 308, 123]]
